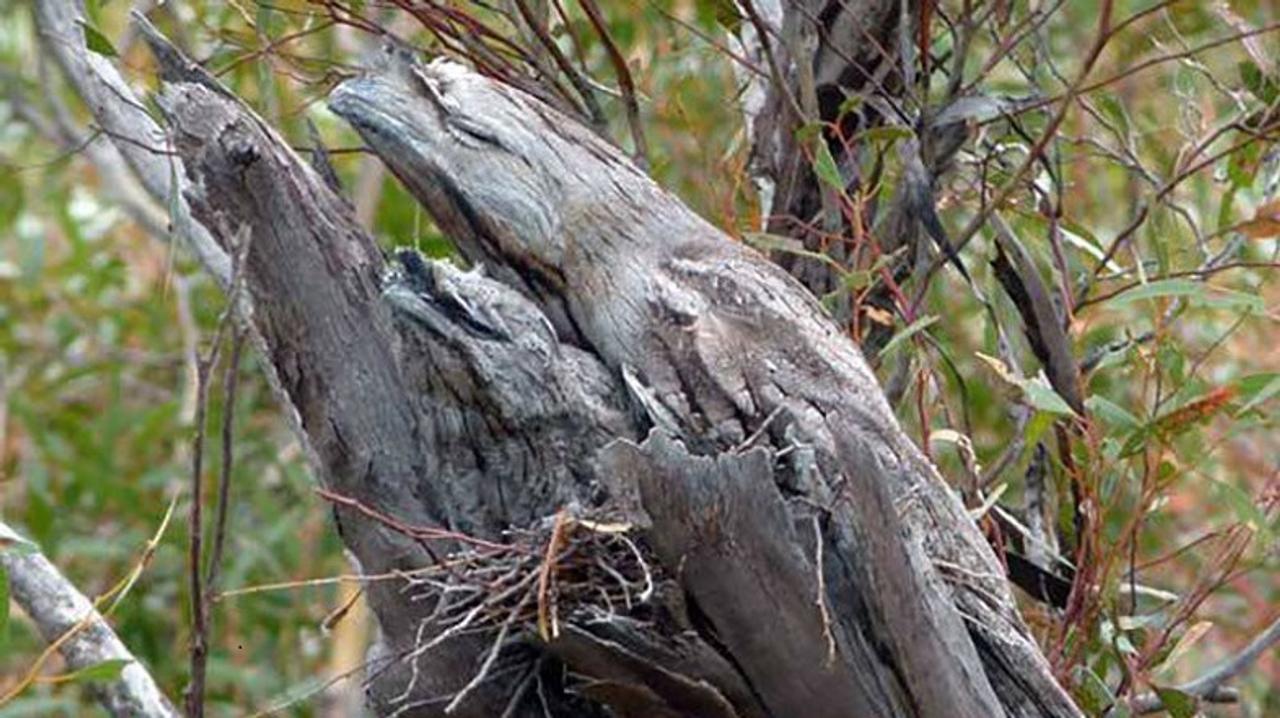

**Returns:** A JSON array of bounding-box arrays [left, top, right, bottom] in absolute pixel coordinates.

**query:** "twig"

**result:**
[[1126, 616, 1280, 714], [934, 0, 1116, 279], [0, 513, 179, 717], [536, 509, 569, 640], [245, 651, 399, 718], [510, 0, 607, 131], [498, 658, 542, 718], [443, 588, 533, 713], [314, 487, 521, 554], [183, 342, 218, 718], [205, 328, 246, 598], [578, 0, 649, 166], [812, 516, 837, 666], [184, 223, 251, 718]]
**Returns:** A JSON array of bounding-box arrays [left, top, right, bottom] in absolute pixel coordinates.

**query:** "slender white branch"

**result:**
[[0, 522, 177, 718], [32, 0, 231, 286]]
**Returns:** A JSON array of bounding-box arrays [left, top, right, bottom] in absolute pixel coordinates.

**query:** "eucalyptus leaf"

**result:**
[[878, 315, 939, 358], [1153, 687, 1197, 718], [79, 21, 118, 58], [0, 564, 9, 653], [60, 658, 132, 684]]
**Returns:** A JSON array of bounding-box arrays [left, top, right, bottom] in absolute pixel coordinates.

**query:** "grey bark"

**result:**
[[0, 522, 178, 718], [29, 3, 1084, 715], [324, 48, 1081, 718]]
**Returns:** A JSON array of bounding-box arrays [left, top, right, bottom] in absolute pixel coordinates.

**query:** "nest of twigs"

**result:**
[[400, 508, 656, 648], [318, 489, 660, 712]]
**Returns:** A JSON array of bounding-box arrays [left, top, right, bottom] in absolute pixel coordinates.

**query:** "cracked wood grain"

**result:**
[[330, 50, 1082, 717]]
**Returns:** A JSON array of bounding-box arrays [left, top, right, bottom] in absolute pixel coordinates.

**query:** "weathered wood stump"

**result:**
[[140, 22, 1081, 718]]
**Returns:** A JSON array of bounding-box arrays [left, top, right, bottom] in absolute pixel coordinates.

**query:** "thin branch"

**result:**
[[204, 328, 246, 598], [185, 226, 251, 718], [578, 0, 649, 166], [1127, 616, 1280, 714], [932, 0, 1116, 281], [32, 0, 231, 284], [0, 519, 178, 718], [509, 0, 607, 131]]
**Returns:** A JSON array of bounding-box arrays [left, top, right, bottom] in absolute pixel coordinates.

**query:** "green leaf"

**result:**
[[1153, 687, 1197, 718], [1240, 60, 1279, 104], [975, 352, 1079, 417], [1024, 410, 1057, 449], [79, 21, 118, 58], [838, 269, 873, 291], [1024, 378, 1079, 417], [837, 94, 862, 118], [1216, 184, 1238, 233], [1234, 373, 1280, 416], [856, 126, 914, 146], [1215, 479, 1269, 532], [1086, 395, 1140, 432], [1111, 279, 1263, 313], [1076, 666, 1116, 715], [1096, 94, 1131, 138], [0, 564, 9, 653], [85, 0, 105, 25], [60, 658, 132, 684], [1111, 279, 1205, 304], [742, 232, 844, 272], [813, 140, 844, 193], [696, 0, 742, 32], [878, 315, 939, 358], [1226, 140, 1262, 188], [1192, 289, 1264, 313], [794, 122, 823, 143]]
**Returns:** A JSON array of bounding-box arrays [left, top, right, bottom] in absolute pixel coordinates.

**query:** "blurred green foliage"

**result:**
[[0, 0, 1277, 715]]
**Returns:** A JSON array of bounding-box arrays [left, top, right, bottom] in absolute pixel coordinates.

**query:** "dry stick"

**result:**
[[737, 0, 803, 120], [314, 487, 522, 554], [184, 225, 250, 718], [811, 515, 837, 666], [245, 651, 401, 718], [535, 509, 570, 640], [498, 658, 543, 718], [964, 0, 1151, 97], [1015, 20, 1280, 120], [1081, 126, 1280, 302], [510, 0, 607, 130], [578, 0, 649, 167], [0, 507, 179, 717], [204, 328, 246, 598], [216, 565, 441, 601], [443, 588, 535, 714], [213, 20, 337, 77], [184, 338, 220, 718]]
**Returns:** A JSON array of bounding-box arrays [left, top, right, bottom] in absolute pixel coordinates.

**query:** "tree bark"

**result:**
[[316, 47, 1081, 717], [44, 9, 1084, 716]]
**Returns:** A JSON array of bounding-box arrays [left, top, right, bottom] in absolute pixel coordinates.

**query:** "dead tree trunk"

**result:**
[[134, 20, 1082, 718]]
